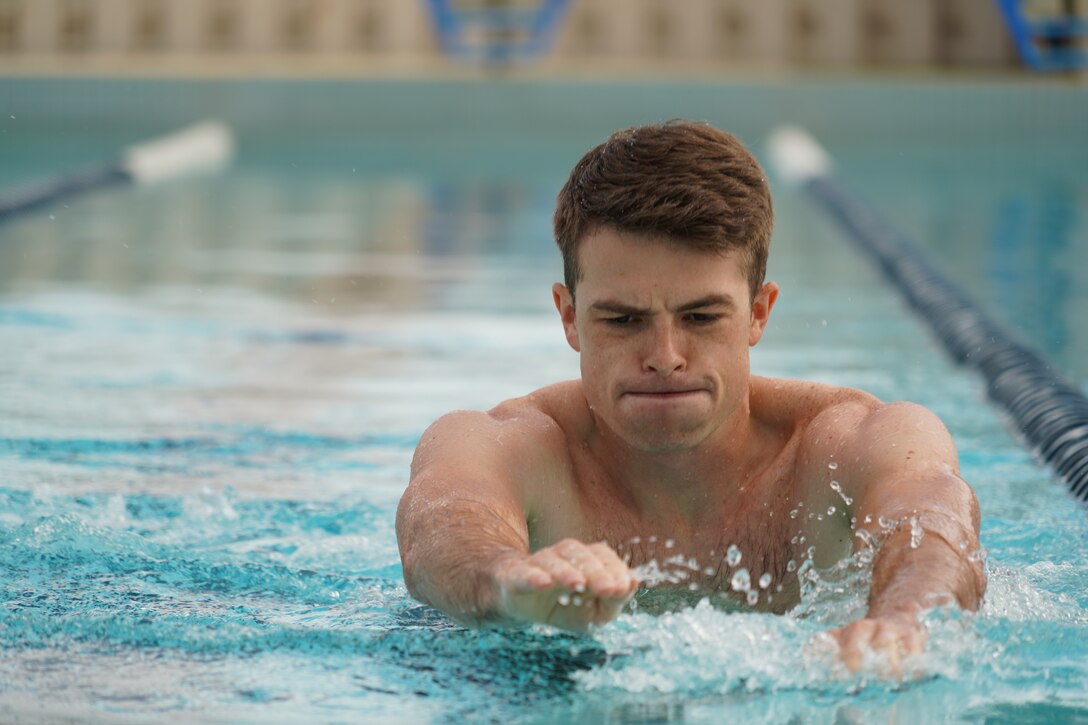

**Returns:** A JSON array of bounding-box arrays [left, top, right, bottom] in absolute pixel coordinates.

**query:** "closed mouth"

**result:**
[[624, 388, 705, 398]]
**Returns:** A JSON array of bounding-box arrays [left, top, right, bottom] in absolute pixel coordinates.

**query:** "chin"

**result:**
[[619, 421, 711, 453]]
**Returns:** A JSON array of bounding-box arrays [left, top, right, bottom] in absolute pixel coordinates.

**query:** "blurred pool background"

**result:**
[[1, 2, 1087, 723]]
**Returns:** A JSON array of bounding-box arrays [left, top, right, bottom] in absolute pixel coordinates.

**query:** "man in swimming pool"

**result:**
[[396, 121, 986, 675]]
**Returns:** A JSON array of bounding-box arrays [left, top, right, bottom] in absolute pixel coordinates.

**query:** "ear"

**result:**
[[552, 283, 581, 352], [749, 281, 779, 346]]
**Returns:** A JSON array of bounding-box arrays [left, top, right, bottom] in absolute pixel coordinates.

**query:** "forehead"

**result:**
[[576, 227, 747, 299]]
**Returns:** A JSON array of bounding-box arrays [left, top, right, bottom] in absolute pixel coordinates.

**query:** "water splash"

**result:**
[[830, 480, 853, 506], [730, 568, 752, 593], [910, 515, 924, 549]]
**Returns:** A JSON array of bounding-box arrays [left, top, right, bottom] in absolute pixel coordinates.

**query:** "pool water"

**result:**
[[1, 79, 1087, 723]]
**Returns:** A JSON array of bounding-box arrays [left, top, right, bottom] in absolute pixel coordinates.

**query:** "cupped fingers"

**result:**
[[833, 621, 874, 673], [833, 617, 926, 678], [548, 539, 635, 598], [530, 541, 599, 591], [497, 558, 556, 594], [584, 541, 638, 598]]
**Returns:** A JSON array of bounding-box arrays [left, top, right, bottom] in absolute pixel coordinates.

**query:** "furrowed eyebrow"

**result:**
[[588, 300, 647, 315], [676, 294, 737, 313], [587, 294, 737, 315]]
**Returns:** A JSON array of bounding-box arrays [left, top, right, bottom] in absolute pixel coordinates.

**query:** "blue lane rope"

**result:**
[[769, 127, 1088, 504], [0, 121, 233, 226], [0, 165, 131, 222]]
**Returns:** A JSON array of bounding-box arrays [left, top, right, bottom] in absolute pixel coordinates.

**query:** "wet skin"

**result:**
[[397, 227, 985, 678]]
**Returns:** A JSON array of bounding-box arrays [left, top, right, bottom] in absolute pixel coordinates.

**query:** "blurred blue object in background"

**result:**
[[426, 0, 570, 66], [995, 0, 1088, 70]]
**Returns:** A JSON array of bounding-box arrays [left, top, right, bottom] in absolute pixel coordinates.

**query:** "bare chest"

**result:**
[[527, 447, 828, 612]]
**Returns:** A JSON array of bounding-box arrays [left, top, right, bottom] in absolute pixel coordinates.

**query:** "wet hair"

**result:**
[[553, 120, 773, 301]]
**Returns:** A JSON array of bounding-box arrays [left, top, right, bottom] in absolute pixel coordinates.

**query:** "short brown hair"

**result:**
[[553, 120, 773, 301]]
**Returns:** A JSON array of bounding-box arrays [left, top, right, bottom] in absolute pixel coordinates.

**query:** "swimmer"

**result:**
[[396, 121, 986, 676]]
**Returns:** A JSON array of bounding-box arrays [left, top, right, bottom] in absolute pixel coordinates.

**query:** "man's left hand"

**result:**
[[830, 610, 926, 678]]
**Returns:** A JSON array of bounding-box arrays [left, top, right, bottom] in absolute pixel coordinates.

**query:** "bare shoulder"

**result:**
[[756, 376, 954, 480], [778, 376, 955, 467], [488, 380, 587, 447], [787, 381, 963, 517], [407, 381, 584, 511], [413, 383, 574, 471], [751, 376, 881, 432]]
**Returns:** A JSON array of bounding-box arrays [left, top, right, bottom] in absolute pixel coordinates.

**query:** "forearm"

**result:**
[[397, 496, 529, 625], [866, 513, 986, 619]]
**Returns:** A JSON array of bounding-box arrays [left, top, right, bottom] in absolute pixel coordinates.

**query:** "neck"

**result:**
[[591, 404, 759, 527]]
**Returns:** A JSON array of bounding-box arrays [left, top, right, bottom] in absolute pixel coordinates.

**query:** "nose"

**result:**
[[643, 320, 686, 375]]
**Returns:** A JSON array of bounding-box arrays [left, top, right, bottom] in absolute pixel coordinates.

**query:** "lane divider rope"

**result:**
[[768, 126, 1088, 504]]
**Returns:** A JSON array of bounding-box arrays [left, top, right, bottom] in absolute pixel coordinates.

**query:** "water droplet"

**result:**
[[688, 583, 699, 591], [855, 528, 877, 548], [828, 461, 838, 470], [909, 515, 924, 549], [747, 589, 759, 606], [827, 506, 836, 515], [730, 568, 751, 592], [629, 536, 641, 544], [558, 594, 571, 606], [726, 545, 742, 567], [829, 480, 854, 506], [703, 567, 716, 576], [758, 572, 772, 589], [664, 539, 675, 549], [648, 536, 657, 543], [806, 545, 816, 560], [572, 595, 583, 606], [789, 509, 798, 519], [573, 583, 586, 594]]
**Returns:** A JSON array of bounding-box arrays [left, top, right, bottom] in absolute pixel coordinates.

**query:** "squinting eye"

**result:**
[[686, 313, 719, 324], [607, 315, 635, 325]]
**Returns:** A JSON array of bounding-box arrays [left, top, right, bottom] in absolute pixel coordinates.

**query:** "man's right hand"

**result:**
[[492, 539, 638, 632]]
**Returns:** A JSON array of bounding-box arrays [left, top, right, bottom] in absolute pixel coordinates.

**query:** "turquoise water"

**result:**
[[1, 79, 1087, 723]]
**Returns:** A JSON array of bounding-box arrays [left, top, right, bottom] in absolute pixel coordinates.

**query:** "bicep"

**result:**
[[845, 402, 979, 546], [398, 410, 533, 552]]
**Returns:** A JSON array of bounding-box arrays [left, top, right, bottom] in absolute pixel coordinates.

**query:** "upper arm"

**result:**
[[396, 404, 561, 562], [842, 401, 980, 549]]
